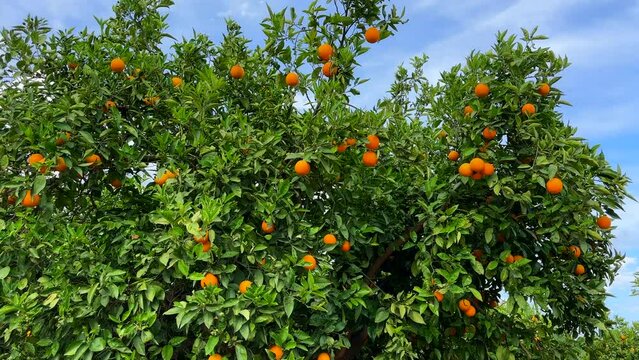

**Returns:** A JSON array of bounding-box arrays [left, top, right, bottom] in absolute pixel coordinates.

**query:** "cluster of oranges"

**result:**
[[457, 157, 495, 180]]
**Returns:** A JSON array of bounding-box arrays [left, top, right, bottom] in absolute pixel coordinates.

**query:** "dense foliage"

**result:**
[[0, 0, 630, 359]]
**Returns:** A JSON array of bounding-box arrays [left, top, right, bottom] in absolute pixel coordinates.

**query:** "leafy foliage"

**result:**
[[0, 0, 630, 359]]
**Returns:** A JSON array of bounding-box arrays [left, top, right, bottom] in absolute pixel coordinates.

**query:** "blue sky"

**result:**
[[1, 0, 638, 321]]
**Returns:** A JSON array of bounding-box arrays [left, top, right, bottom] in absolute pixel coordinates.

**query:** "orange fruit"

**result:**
[[475, 83, 490, 98], [230, 64, 245, 79], [104, 100, 117, 112], [365, 26, 381, 43], [341, 241, 351, 252], [7, 195, 17, 205], [27, 153, 45, 166], [471, 172, 483, 180], [463, 105, 473, 116], [239, 280, 252, 294], [465, 306, 476, 317], [365, 135, 380, 150], [482, 127, 497, 140], [317, 43, 334, 61], [21, 190, 41, 208], [546, 177, 563, 194], [200, 273, 219, 288], [472, 249, 484, 261], [154, 170, 177, 185], [55, 132, 71, 145], [434, 290, 444, 302], [323, 234, 337, 245], [336, 143, 348, 153], [208, 355, 222, 360], [489, 299, 499, 308], [68, 62, 78, 70], [362, 151, 378, 167], [597, 215, 611, 229], [143, 96, 160, 106], [110, 57, 125, 73], [568, 245, 581, 258], [171, 76, 183, 87], [269, 345, 284, 360], [285, 72, 299, 87], [469, 158, 485, 173], [201, 241, 211, 253], [521, 103, 536, 116], [322, 61, 337, 77], [437, 130, 447, 139], [110, 178, 123, 189], [346, 138, 357, 146], [505, 255, 515, 264], [458, 299, 471, 312], [53, 157, 68, 172], [294, 160, 311, 176], [85, 154, 101, 166], [575, 264, 586, 276], [261, 221, 275, 234], [482, 163, 495, 176], [513, 255, 524, 262], [448, 150, 460, 161], [302, 254, 317, 271], [194, 229, 209, 243], [317, 353, 331, 360], [538, 83, 550, 97], [458, 163, 472, 177]]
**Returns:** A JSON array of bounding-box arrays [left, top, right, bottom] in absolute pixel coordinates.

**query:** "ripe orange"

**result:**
[[448, 150, 460, 161], [346, 138, 357, 146], [471, 172, 483, 180], [68, 62, 78, 70], [53, 157, 68, 172], [469, 158, 485, 172], [546, 177, 563, 194], [538, 83, 550, 96], [482, 127, 497, 140], [513, 255, 524, 262], [341, 241, 351, 252], [597, 215, 611, 229], [209, 355, 222, 360], [294, 160, 311, 176], [458, 299, 471, 312], [505, 255, 515, 264], [269, 345, 284, 360], [171, 76, 183, 87], [201, 241, 211, 253], [110, 178, 122, 188], [575, 264, 586, 276], [230, 64, 245, 79], [285, 72, 299, 87], [521, 103, 536, 116], [463, 105, 474, 116], [85, 154, 101, 166], [55, 132, 71, 145], [7, 195, 17, 205], [458, 163, 472, 177], [362, 151, 378, 167], [318, 353, 331, 360], [365, 26, 381, 43], [317, 43, 334, 61], [322, 61, 337, 77], [336, 143, 348, 153], [261, 221, 275, 234], [568, 245, 581, 258], [465, 306, 476, 317], [194, 229, 209, 243], [21, 190, 41, 208], [302, 254, 317, 271], [27, 153, 45, 166], [365, 135, 380, 150], [239, 280, 252, 294], [323, 234, 337, 245], [434, 290, 444, 302], [482, 163, 495, 176], [110, 57, 125, 73], [200, 273, 219, 288], [475, 83, 490, 98]]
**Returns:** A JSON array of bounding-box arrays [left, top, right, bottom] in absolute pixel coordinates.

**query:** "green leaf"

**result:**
[[177, 260, 189, 276], [470, 258, 484, 275], [0, 266, 10, 280], [90, 337, 106, 352], [205, 336, 219, 354], [64, 341, 83, 356], [78, 131, 95, 144], [33, 175, 46, 195], [284, 296, 294, 317], [408, 311, 426, 325], [161, 345, 173, 360], [235, 344, 248, 360], [375, 308, 389, 323]]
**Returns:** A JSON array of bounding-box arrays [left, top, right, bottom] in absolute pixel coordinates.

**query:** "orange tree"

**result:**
[[0, 0, 630, 359]]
